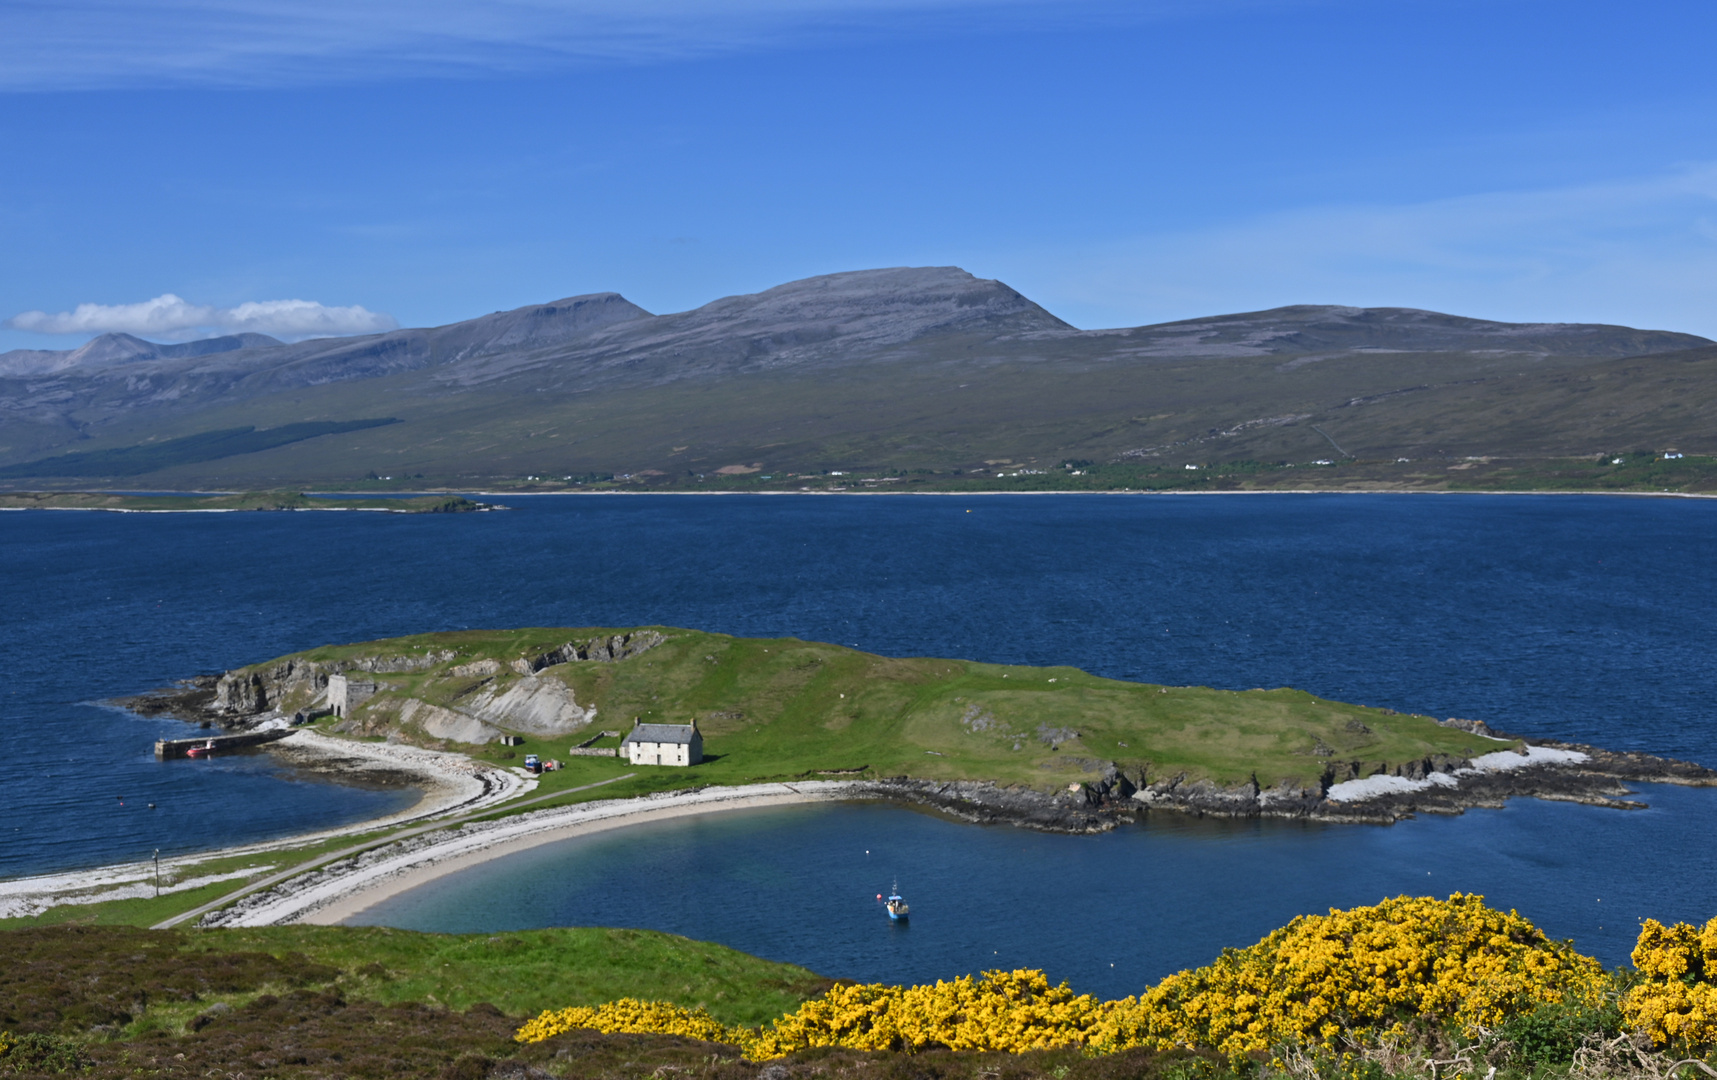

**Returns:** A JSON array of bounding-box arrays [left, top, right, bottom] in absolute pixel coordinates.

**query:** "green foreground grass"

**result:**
[[0, 919, 1218, 1080], [0, 922, 826, 1035], [5, 909, 1713, 1080]]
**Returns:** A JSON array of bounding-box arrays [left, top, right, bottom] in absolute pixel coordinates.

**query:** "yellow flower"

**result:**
[[517, 895, 1655, 1063], [515, 999, 734, 1045], [1622, 916, 1717, 1051]]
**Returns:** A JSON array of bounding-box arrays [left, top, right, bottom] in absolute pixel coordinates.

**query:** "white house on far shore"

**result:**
[[622, 722, 703, 766]]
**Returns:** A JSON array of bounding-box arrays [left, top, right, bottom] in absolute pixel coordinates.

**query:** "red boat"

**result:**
[[186, 740, 216, 758]]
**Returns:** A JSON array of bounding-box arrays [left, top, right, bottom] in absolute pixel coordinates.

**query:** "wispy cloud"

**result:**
[[1022, 164, 1717, 338], [5, 294, 398, 340], [0, 0, 1277, 91]]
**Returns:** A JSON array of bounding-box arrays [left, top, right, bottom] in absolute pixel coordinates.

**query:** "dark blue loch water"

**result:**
[[349, 788, 1716, 999], [3, 494, 1715, 983]]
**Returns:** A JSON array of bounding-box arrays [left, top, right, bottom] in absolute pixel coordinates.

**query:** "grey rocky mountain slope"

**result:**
[[1, 268, 1059, 410], [432, 265, 1074, 388], [1075, 304, 1710, 360], [0, 331, 284, 377], [4, 266, 1702, 412], [0, 291, 651, 398], [2, 265, 1712, 478]]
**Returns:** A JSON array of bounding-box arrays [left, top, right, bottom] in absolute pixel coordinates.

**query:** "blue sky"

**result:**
[[3, 0, 1716, 350]]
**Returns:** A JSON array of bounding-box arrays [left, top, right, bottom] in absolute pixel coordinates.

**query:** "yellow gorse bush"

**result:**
[[744, 969, 1104, 1057], [1091, 893, 1605, 1061], [513, 998, 733, 1045], [1622, 916, 1717, 1051], [514, 895, 1653, 1062]]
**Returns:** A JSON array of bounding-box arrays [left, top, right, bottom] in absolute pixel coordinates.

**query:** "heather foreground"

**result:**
[[5, 896, 1715, 1080]]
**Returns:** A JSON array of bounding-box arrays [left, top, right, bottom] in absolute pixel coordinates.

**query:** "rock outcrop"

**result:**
[[852, 778, 1118, 834], [144, 632, 666, 746], [396, 699, 504, 745], [458, 675, 596, 736], [508, 631, 666, 675], [853, 744, 1717, 834]]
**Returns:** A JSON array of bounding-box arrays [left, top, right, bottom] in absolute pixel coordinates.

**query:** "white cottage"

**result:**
[[622, 722, 703, 766]]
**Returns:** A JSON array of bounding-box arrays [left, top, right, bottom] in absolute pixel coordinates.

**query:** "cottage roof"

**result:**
[[622, 723, 698, 745]]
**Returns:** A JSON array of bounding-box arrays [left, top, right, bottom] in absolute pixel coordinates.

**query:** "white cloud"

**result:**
[[5, 294, 399, 340], [0, 0, 1286, 90], [1009, 163, 1717, 339]]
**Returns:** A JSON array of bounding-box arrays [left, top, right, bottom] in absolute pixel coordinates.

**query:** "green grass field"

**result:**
[[269, 627, 1505, 793]]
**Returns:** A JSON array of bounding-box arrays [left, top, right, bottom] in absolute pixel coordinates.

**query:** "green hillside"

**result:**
[[3, 273, 1713, 493], [264, 627, 1505, 791], [6, 336, 1715, 494]]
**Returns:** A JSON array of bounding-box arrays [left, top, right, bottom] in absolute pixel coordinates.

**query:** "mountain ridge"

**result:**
[[2, 266, 1713, 486], [5, 268, 1704, 394], [0, 331, 286, 377]]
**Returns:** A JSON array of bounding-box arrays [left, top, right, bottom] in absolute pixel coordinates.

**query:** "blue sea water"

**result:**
[[3, 493, 1714, 983], [349, 789, 1716, 999]]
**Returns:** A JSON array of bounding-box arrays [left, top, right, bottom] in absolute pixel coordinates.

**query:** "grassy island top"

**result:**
[[268, 627, 1509, 791], [0, 490, 490, 513]]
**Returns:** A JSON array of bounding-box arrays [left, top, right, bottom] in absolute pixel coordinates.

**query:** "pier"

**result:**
[[155, 729, 292, 760]]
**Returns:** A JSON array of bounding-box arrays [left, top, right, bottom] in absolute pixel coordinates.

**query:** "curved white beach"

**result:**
[[210, 781, 858, 927]]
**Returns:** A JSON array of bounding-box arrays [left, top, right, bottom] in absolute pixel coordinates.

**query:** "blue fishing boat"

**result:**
[[885, 881, 909, 921]]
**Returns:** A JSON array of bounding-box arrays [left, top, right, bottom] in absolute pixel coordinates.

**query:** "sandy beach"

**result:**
[[208, 781, 858, 927], [4, 726, 1696, 926], [0, 729, 531, 921]]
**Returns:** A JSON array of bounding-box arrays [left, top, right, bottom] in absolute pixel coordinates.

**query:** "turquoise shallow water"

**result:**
[[4, 492, 1715, 984]]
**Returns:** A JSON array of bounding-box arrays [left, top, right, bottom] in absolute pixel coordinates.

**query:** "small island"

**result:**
[[0, 490, 497, 513], [5, 625, 1713, 980], [138, 626, 1717, 832]]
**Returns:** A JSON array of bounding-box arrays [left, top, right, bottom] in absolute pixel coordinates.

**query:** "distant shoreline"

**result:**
[[454, 488, 1717, 499], [4, 488, 1714, 503], [0, 492, 497, 513], [0, 506, 454, 513]]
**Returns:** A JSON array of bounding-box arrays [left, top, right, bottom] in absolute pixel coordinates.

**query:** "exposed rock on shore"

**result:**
[[842, 737, 1717, 833], [872, 740, 1716, 833], [850, 778, 1118, 833]]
